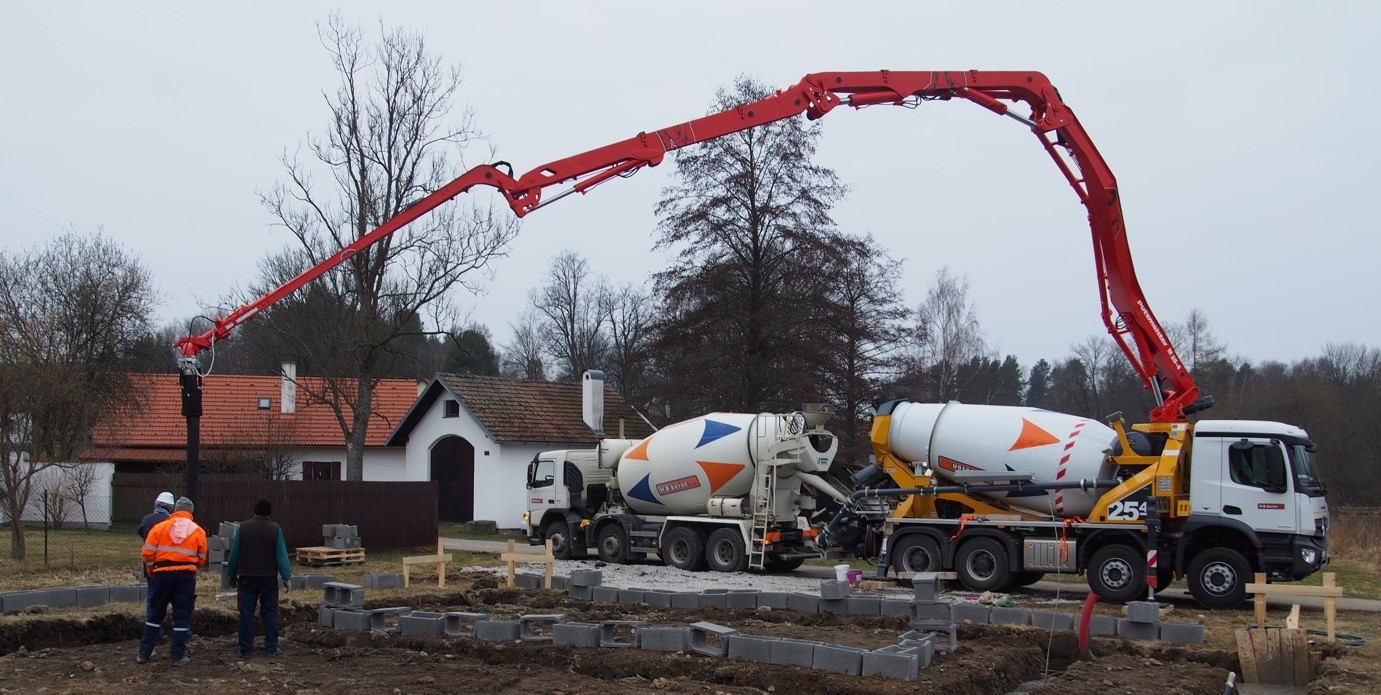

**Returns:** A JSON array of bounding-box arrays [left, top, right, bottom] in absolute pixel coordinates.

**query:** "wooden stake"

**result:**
[[1254, 572, 1268, 630], [1324, 572, 1337, 643], [544, 538, 554, 589], [506, 539, 517, 588]]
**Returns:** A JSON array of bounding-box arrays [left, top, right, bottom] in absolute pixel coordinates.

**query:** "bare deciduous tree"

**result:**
[[0, 230, 154, 557], [600, 283, 654, 408], [532, 251, 608, 382], [908, 268, 988, 401], [246, 17, 518, 480], [500, 308, 550, 381]]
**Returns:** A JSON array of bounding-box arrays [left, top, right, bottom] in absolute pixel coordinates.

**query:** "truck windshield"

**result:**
[[1288, 441, 1326, 497]]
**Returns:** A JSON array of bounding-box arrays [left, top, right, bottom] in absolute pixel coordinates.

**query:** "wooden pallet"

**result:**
[[295, 546, 366, 566]]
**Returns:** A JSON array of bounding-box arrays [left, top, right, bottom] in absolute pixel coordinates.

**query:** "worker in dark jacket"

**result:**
[[136, 491, 175, 640], [224, 497, 291, 657], [138, 496, 206, 666]]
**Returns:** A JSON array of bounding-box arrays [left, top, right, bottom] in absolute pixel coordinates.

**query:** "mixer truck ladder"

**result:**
[[749, 459, 777, 569]]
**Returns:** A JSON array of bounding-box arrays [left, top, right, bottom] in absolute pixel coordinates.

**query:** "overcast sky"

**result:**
[[2, 2, 1377, 371]]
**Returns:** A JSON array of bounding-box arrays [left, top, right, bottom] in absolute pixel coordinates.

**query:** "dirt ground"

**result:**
[[0, 571, 1375, 694]]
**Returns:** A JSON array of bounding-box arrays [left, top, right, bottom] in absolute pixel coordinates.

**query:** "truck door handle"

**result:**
[[1223, 505, 1242, 515], [547, 499, 555, 504]]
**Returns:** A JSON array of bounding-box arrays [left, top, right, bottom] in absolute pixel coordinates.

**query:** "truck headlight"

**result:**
[[1301, 548, 1317, 565]]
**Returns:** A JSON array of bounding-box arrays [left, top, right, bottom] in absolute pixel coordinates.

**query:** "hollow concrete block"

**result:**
[[367, 607, 412, 631], [641, 590, 672, 609], [322, 582, 365, 609], [819, 579, 850, 600], [1126, 600, 1162, 624], [444, 612, 487, 637], [912, 572, 942, 601], [474, 620, 522, 641], [514, 573, 542, 590], [698, 590, 728, 610], [1031, 611, 1076, 631], [519, 613, 566, 641], [318, 606, 335, 628], [990, 607, 1032, 625], [363, 573, 404, 590], [726, 634, 773, 662], [911, 600, 952, 622], [863, 649, 920, 681], [812, 643, 864, 675], [689, 621, 737, 657], [1157, 622, 1205, 645], [399, 611, 446, 638], [847, 596, 881, 615], [756, 592, 789, 609], [770, 638, 819, 667], [592, 586, 620, 603], [786, 593, 819, 614], [670, 592, 701, 610], [331, 609, 370, 631], [1086, 614, 1118, 636], [950, 602, 991, 624], [1117, 618, 1158, 641], [599, 620, 647, 648], [292, 574, 333, 590], [880, 599, 911, 617], [639, 626, 691, 652], [617, 589, 646, 605], [553, 622, 601, 647], [567, 585, 593, 601], [76, 587, 109, 607], [820, 598, 849, 615], [569, 569, 601, 587]]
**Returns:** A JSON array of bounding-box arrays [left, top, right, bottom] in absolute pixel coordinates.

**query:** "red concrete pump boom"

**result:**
[[175, 71, 1211, 482]]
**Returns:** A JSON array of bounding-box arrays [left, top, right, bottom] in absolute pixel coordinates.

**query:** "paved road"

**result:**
[[444, 537, 1380, 613]]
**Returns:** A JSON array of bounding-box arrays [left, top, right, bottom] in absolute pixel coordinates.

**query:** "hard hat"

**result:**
[[155, 491, 175, 507]]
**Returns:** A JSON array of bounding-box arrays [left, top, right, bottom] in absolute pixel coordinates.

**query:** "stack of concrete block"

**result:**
[[819, 579, 851, 614], [323, 524, 362, 549], [568, 569, 601, 600], [1118, 600, 1162, 641], [319, 581, 367, 631], [205, 535, 230, 571], [291, 573, 334, 591], [908, 572, 958, 653]]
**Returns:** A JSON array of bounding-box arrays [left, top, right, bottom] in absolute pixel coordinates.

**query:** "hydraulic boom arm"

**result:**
[[176, 70, 1206, 422]]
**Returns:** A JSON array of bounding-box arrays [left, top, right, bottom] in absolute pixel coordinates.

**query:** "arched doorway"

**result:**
[[430, 436, 475, 522]]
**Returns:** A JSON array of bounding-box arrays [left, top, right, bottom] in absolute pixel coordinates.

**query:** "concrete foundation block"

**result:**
[[519, 613, 566, 641], [812, 643, 864, 675], [567, 585, 594, 601], [337, 524, 358, 538], [569, 569, 602, 587], [322, 523, 339, 538], [599, 620, 647, 648], [513, 573, 542, 590], [474, 620, 522, 641], [548, 574, 568, 590], [951, 602, 991, 624], [322, 582, 365, 609], [786, 593, 819, 614], [207, 548, 226, 563], [107, 585, 144, 604], [444, 612, 487, 638], [756, 592, 789, 609], [1031, 611, 1076, 631], [363, 573, 405, 590], [885, 639, 935, 668], [367, 607, 412, 632], [591, 586, 620, 603], [880, 599, 911, 617], [1157, 622, 1206, 645], [727, 590, 758, 610], [698, 590, 728, 610], [912, 572, 942, 601], [219, 521, 240, 538], [670, 592, 701, 610], [641, 590, 672, 609], [206, 536, 228, 551], [331, 609, 370, 632], [76, 587, 109, 607], [847, 597, 881, 615], [399, 611, 447, 638], [1088, 614, 1118, 636], [689, 621, 737, 657], [617, 589, 647, 605], [639, 626, 691, 652], [292, 574, 333, 590], [1117, 618, 1159, 641], [726, 634, 773, 662], [990, 607, 1032, 626], [317, 606, 335, 628], [1126, 600, 1163, 624], [770, 638, 820, 667], [819, 579, 851, 600], [819, 598, 849, 615], [37, 589, 76, 609], [553, 622, 601, 647], [911, 600, 952, 622], [863, 649, 920, 680]]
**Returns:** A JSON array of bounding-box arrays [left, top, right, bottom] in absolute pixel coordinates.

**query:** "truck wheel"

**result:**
[[762, 555, 805, 573], [956, 537, 1010, 592], [662, 527, 707, 571], [1088, 544, 1146, 603], [1011, 571, 1046, 588], [596, 524, 630, 564], [543, 521, 573, 561], [1187, 548, 1251, 609], [706, 528, 748, 572], [890, 534, 942, 574]]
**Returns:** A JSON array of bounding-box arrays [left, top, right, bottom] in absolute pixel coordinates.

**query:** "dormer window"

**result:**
[[443, 399, 460, 418], [257, 397, 272, 410]]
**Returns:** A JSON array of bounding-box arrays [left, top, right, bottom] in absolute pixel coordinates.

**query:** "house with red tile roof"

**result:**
[[385, 371, 654, 527], [85, 371, 421, 482]]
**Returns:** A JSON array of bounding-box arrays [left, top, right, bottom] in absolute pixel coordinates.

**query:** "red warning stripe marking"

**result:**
[[1053, 421, 1088, 515]]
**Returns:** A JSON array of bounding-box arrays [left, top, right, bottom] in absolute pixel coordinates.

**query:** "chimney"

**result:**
[[582, 370, 605, 435], [281, 362, 297, 414]]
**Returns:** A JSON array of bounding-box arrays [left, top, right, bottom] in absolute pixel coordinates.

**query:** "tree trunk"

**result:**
[[345, 376, 375, 481]]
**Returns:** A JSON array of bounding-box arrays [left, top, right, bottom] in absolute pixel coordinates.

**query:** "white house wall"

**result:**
[[3, 462, 115, 528]]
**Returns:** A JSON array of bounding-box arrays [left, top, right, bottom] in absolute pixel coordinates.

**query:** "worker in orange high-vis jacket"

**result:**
[[138, 496, 207, 666]]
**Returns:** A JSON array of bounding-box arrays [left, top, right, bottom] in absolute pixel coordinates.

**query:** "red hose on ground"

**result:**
[[1078, 592, 1098, 659]]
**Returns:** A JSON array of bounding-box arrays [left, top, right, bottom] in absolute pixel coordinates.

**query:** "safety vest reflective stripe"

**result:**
[[150, 545, 200, 558]]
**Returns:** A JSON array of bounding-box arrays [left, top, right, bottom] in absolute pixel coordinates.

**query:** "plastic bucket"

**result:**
[[834, 564, 850, 581], [847, 569, 863, 585]]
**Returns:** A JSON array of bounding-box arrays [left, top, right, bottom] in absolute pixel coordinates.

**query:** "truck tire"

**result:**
[[1088, 544, 1146, 603], [762, 555, 805, 573], [543, 520, 573, 561], [596, 524, 630, 564], [706, 528, 748, 572], [956, 537, 1010, 592], [890, 534, 942, 575], [1187, 547, 1251, 609], [662, 526, 707, 571]]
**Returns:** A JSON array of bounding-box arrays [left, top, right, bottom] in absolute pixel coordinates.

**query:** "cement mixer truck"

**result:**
[[524, 406, 844, 572], [824, 400, 1329, 608]]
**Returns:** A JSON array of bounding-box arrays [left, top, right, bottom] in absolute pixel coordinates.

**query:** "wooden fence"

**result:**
[[113, 475, 437, 551]]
